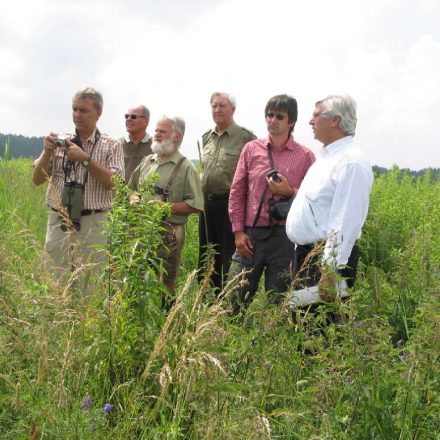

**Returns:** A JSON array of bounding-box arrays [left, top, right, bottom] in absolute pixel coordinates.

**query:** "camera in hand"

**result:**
[[267, 168, 282, 183], [60, 181, 84, 231], [55, 133, 81, 148], [55, 134, 71, 148]]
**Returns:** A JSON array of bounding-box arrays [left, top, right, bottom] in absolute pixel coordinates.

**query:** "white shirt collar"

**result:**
[[320, 135, 354, 157], [125, 132, 151, 143]]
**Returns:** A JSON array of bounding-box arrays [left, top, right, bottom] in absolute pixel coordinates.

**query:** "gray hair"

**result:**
[[317, 95, 357, 135], [210, 92, 236, 109], [160, 116, 186, 145], [136, 105, 150, 119], [73, 87, 103, 112]]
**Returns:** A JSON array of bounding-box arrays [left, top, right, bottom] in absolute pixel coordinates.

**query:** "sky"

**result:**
[[1, 0, 439, 170]]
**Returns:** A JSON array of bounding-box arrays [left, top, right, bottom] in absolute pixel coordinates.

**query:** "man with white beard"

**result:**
[[127, 116, 203, 299]]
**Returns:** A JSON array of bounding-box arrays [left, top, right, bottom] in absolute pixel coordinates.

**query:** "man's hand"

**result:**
[[234, 230, 253, 258], [266, 174, 296, 198], [32, 132, 59, 186], [65, 141, 89, 162], [318, 268, 338, 302], [129, 194, 141, 206], [42, 132, 59, 155]]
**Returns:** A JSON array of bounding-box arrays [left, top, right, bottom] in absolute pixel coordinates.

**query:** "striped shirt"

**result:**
[[228, 136, 315, 231], [45, 129, 124, 210]]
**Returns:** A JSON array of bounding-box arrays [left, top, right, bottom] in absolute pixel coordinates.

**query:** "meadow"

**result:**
[[0, 158, 439, 439]]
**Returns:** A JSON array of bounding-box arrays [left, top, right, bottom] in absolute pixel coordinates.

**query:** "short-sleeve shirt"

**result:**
[[128, 150, 204, 225], [44, 129, 124, 210], [201, 122, 256, 194], [122, 133, 152, 183]]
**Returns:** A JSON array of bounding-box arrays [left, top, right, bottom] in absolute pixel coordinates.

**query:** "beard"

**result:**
[[152, 139, 175, 156]]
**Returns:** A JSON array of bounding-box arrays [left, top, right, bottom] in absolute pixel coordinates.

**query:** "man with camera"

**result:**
[[122, 104, 152, 183], [32, 87, 124, 278], [198, 92, 256, 292], [286, 95, 373, 298], [228, 94, 315, 314]]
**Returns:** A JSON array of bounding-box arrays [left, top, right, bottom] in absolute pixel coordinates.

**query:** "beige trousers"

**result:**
[[44, 210, 109, 282]]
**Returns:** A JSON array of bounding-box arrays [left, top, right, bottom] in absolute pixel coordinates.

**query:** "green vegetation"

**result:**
[[1, 159, 439, 439]]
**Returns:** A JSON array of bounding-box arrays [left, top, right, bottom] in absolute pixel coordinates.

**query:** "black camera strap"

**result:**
[[62, 129, 101, 187], [247, 144, 275, 241], [251, 143, 277, 227], [267, 143, 276, 172], [266, 144, 279, 227]]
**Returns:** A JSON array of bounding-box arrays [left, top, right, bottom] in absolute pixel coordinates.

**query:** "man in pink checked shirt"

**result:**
[[228, 94, 315, 314]]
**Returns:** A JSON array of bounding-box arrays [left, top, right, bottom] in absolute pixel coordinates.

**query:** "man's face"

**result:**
[[211, 95, 235, 128], [309, 104, 333, 145], [72, 97, 101, 134], [266, 109, 294, 138], [125, 107, 148, 135], [152, 119, 178, 155]]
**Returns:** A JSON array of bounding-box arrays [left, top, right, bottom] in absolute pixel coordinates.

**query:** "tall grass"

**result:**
[[1, 160, 439, 439]]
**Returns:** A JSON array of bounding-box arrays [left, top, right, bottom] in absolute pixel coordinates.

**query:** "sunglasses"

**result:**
[[266, 112, 286, 121], [125, 114, 146, 120]]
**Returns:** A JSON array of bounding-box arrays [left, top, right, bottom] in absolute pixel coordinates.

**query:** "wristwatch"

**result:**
[[82, 155, 91, 168]]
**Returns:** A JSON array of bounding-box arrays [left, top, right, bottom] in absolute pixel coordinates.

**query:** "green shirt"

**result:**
[[201, 122, 256, 194], [128, 150, 204, 225], [122, 134, 152, 183]]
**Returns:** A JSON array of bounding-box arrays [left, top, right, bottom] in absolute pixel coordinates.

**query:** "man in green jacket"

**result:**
[[198, 92, 256, 292]]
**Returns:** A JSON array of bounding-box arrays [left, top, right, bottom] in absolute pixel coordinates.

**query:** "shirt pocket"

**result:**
[[218, 150, 240, 170], [202, 142, 215, 159]]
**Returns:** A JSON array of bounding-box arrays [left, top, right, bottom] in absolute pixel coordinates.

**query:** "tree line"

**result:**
[[1, 132, 439, 179], [0, 133, 44, 159]]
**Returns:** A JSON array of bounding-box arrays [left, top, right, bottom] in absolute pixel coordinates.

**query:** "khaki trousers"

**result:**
[[44, 210, 109, 281]]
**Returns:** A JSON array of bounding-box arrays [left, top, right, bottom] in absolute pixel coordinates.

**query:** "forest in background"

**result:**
[[1, 132, 439, 178]]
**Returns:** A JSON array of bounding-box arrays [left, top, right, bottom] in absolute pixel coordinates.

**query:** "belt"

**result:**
[[81, 209, 103, 216], [246, 225, 285, 229], [206, 192, 229, 201], [51, 208, 104, 216]]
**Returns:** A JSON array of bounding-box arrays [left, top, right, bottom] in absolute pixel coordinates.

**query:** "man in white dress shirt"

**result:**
[[286, 94, 373, 296]]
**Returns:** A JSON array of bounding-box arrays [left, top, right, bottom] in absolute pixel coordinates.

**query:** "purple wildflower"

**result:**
[[103, 403, 113, 414], [346, 377, 355, 386], [80, 396, 93, 411]]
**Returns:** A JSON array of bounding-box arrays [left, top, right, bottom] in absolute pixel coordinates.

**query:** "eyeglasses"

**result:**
[[312, 111, 326, 118], [266, 112, 286, 121], [124, 114, 146, 120]]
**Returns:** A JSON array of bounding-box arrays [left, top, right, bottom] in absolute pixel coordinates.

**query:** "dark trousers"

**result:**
[[198, 196, 235, 291], [231, 226, 296, 314], [293, 243, 360, 289]]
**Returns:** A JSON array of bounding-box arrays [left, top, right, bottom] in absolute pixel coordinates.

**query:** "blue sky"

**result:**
[[1, 0, 439, 169]]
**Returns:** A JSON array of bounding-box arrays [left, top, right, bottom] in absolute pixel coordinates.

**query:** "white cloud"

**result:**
[[0, 0, 439, 169]]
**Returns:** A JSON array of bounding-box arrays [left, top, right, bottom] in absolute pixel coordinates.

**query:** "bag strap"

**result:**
[[267, 143, 275, 170], [266, 144, 288, 227], [162, 156, 186, 201]]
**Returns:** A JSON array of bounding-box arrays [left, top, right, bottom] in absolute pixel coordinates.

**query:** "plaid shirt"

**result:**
[[45, 129, 124, 210], [228, 135, 315, 231]]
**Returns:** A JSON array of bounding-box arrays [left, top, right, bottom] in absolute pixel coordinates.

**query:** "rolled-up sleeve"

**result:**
[[108, 139, 125, 182]]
